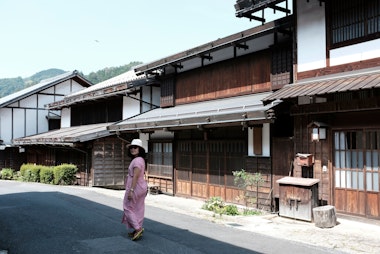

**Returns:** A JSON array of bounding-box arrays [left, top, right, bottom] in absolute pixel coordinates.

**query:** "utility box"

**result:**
[[296, 153, 314, 166], [277, 176, 320, 222]]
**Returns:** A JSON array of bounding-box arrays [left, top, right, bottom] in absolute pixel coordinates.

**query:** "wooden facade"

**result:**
[[114, 15, 295, 212], [92, 136, 130, 187], [175, 50, 272, 104], [290, 98, 380, 219]]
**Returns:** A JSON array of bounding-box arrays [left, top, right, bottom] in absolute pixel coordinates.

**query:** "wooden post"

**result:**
[[313, 205, 337, 228]]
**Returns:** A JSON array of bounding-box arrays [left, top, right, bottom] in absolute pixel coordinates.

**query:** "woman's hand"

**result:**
[[128, 190, 133, 200]]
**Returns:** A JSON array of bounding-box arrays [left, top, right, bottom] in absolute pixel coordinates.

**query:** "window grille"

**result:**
[[329, 0, 380, 47]]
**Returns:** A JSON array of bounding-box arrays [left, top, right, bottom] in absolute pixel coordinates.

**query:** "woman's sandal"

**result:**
[[128, 231, 136, 238], [131, 228, 144, 241]]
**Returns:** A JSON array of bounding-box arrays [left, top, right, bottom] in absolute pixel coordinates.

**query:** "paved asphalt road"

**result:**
[[0, 181, 343, 254]]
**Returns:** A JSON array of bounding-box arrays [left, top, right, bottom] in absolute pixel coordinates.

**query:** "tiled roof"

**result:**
[[13, 123, 112, 145], [109, 92, 278, 132], [263, 67, 380, 103]]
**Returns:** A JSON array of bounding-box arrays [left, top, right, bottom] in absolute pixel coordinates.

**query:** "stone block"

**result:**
[[313, 205, 337, 228]]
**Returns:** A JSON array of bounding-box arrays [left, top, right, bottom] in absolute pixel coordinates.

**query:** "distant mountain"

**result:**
[[24, 69, 66, 87], [0, 61, 143, 98]]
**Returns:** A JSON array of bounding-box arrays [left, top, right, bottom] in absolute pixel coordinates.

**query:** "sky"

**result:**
[[0, 0, 284, 78]]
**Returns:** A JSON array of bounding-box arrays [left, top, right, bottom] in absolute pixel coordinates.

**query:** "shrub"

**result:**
[[223, 204, 240, 216], [40, 166, 54, 184], [53, 164, 78, 185], [20, 163, 34, 182], [202, 196, 225, 214], [0, 168, 14, 180], [30, 165, 41, 182], [202, 197, 240, 216], [19, 163, 42, 182]]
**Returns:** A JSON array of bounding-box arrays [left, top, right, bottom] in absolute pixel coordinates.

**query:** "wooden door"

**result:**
[[334, 130, 380, 218]]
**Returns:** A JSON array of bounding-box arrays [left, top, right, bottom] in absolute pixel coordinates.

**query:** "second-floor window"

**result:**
[[329, 0, 380, 48], [71, 97, 122, 126]]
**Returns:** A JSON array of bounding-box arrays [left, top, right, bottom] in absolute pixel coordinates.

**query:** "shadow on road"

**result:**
[[0, 189, 261, 254]]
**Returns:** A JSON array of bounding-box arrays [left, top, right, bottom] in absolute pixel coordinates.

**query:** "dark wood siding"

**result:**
[[175, 50, 272, 104], [0, 147, 26, 172]]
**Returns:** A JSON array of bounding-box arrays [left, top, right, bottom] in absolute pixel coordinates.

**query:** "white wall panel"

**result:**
[[13, 108, 25, 139], [54, 80, 70, 94], [25, 109, 37, 136], [262, 123, 270, 156], [330, 39, 380, 66], [9, 101, 19, 107], [152, 86, 160, 107], [37, 109, 48, 133], [19, 94, 37, 108], [61, 108, 71, 127], [297, 0, 326, 72], [123, 95, 140, 119], [37, 94, 54, 108], [142, 86, 152, 112], [71, 81, 88, 94], [0, 108, 12, 144], [44, 86, 54, 93]]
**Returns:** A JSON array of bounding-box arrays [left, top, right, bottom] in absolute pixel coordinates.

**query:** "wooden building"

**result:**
[[1, 71, 92, 171], [108, 13, 294, 211], [256, 0, 380, 219], [14, 70, 159, 187]]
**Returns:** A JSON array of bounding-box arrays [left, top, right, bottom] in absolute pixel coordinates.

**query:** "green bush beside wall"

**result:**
[[18, 163, 78, 185], [53, 164, 78, 185], [40, 166, 55, 184], [0, 168, 15, 180]]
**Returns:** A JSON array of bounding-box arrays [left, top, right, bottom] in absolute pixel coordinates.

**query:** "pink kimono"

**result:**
[[121, 156, 148, 230]]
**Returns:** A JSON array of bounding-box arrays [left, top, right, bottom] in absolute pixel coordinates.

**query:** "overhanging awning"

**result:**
[[263, 67, 380, 104], [13, 123, 113, 146], [108, 92, 279, 132]]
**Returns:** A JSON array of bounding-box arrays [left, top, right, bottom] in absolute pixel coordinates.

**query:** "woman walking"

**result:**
[[122, 139, 148, 241]]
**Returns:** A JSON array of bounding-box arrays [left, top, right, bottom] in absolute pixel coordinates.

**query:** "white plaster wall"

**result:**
[[13, 108, 25, 139], [262, 123, 270, 156], [152, 86, 161, 108], [248, 123, 270, 157], [139, 133, 149, 152], [38, 94, 54, 108], [141, 86, 152, 112], [19, 95, 36, 108], [123, 94, 141, 119], [37, 109, 48, 133], [330, 39, 380, 66], [70, 81, 88, 93], [297, 0, 326, 72], [25, 109, 37, 136], [55, 80, 71, 94], [0, 108, 13, 144], [55, 80, 85, 94], [61, 108, 71, 127]]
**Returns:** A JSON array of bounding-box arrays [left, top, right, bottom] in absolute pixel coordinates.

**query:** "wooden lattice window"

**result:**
[[329, 0, 380, 48], [271, 44, 292, 90], [148, 142, 173, 178], [160, 78, 175, 107]]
